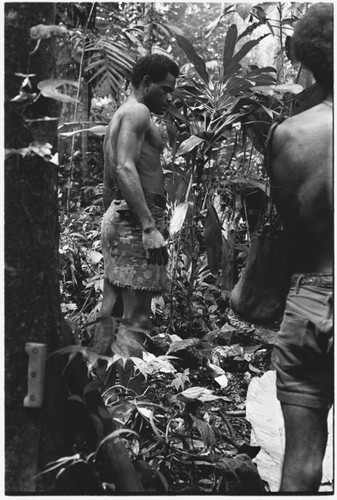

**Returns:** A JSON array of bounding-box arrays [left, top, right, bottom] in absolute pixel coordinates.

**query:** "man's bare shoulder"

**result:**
[[105, 101, 151, 143], [273, 102, 332, 155], [115, 100, 151, 124]]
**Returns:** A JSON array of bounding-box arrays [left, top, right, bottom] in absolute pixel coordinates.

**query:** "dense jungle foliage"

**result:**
[[55, 2, 307, 337], [11, 2, 322, 493]]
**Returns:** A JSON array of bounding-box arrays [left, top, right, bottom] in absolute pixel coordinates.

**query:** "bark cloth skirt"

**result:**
[[101, 191, 167, 294]]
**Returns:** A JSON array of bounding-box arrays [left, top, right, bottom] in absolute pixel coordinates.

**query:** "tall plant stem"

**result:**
[[70, 2, 95, 159]]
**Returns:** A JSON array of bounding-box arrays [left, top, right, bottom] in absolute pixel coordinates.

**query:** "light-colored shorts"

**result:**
[[272, 273, 333, 409]]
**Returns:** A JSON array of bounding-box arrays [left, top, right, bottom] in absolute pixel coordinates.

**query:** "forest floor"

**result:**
[[79, 314, 279, 494]]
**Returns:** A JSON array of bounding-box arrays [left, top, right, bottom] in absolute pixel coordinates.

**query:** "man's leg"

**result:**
[[280, 403, 329, 492], [93, 280, 123, 355], [116, 288, 153, 396], [92, 280, 123, 387]]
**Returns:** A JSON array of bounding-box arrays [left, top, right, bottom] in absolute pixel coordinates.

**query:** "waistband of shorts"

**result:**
[[291, 273, 333, 289]]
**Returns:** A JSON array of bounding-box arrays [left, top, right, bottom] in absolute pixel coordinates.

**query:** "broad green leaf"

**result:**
[[161, 22, 185, 37], [176, 35, 209, 84], [38, 79, 79, 103], [224, 39, 260, 81], [238, 20, 264, 41], [226, 76, 255, 95], [231, 39, 260, 67], [222, 25, 238, 76], [123, 31, 139, 45], [154, 22, 171, 38], [177, 135, 205, 156]]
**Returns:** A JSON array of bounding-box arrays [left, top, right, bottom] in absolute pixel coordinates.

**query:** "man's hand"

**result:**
[[142, 227, 168, 266]]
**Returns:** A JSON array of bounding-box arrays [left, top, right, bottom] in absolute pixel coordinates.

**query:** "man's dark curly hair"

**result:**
[[292, 3, 333, 90], [131, 54, 179, 88]]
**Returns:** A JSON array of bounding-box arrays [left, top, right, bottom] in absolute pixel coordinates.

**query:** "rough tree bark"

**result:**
[[5, 4, 144, 494], [5, 3, 68, 492]]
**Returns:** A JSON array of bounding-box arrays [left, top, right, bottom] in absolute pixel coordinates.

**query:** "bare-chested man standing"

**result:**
[[269, 3, 333, 492], [94, 54, 179, 395]]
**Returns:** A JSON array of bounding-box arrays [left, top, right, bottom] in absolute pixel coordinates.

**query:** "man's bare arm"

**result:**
[[114, 105, 168, 265]]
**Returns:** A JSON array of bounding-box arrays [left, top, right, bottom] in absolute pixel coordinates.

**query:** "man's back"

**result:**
[[270, 101, 333, 273]]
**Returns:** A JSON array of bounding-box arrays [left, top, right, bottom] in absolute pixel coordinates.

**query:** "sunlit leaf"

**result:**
[[177, 386, 230, 403], [87, 249, 103, 265], [38, 79, 80, 103], [169, 202, 190, 236], [131, 352, 176, 377], [171, 369, 190, 391], [30, 24, 69, 40], [137, 407, 153, 419], [272, 83, 303, 94], [177, 135, 205, 156], [59, 124, 108, 137]]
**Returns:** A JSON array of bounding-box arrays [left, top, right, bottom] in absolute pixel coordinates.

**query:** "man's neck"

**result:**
[[130, 88, 146, 106]]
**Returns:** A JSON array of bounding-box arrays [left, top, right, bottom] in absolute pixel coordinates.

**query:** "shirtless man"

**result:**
[[93, 54, 179, 395], [269, 4, 333, 492]]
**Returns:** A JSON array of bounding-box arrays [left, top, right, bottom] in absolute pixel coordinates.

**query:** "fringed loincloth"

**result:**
[[101, 193, 167, 294]]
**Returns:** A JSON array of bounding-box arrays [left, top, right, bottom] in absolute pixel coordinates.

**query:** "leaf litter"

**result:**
[[59, 316, 278, 494]]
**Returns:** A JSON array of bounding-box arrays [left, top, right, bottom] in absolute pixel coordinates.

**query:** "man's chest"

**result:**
[[145, 120, 166, 152]]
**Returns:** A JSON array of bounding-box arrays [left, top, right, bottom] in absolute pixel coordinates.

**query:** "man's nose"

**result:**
[[166, 93, 173, 102]]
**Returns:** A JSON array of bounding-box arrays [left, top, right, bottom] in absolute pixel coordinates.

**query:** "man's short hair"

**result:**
[[292, 3, 333, 90], [131, 54, 179, 88]]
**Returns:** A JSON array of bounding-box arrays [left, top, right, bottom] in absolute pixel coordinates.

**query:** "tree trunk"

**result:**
[[5, 3, 68, 492]]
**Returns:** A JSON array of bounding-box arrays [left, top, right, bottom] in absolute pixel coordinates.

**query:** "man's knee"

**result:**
[[281, 461, 322, 492], [132, 313, 152, 333]]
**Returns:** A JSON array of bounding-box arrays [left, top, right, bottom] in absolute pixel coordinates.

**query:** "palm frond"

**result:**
[[85, 38, 135, 99]]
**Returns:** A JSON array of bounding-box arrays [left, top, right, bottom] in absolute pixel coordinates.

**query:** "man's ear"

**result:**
[[142, 75, 152, 88]]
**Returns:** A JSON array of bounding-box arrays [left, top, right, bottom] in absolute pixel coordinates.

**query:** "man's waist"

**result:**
[[112, 188, 167, 210], [291, 273, 333, 288]]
